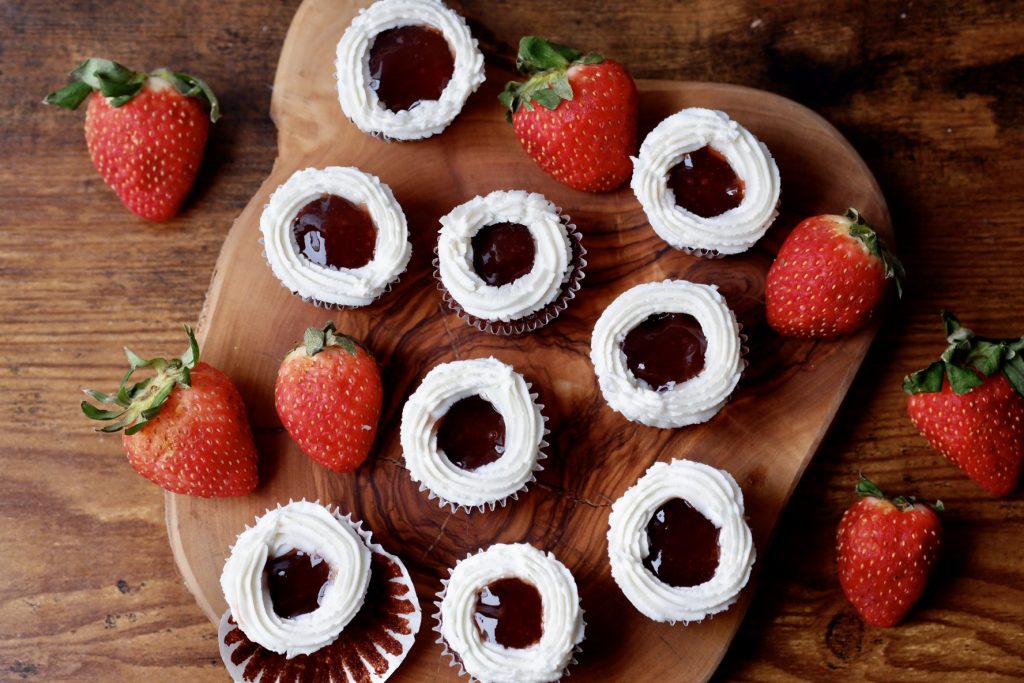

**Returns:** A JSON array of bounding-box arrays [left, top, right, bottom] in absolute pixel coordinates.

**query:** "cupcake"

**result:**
[[335, 0, 486, 140], [631, 107, 780, 256], [218, 500, 421, 682], [590, 279, 744, 428], [400, 357, 546, 512], [260, 166, 412, 308], [607, 459, 756, 623], [435, 190, 586, 335], [435, 543, 585, 683]]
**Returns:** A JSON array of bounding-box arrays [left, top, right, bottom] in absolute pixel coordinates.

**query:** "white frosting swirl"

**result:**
[[631, 107, 780, 255], [437, 543, 585, 683], [260, 166, 412, 307], [219, 500, 372, 658], [437, 190, 574, 323], [607, 459, 756, 623], [590, 280, 743, 428], [335, 0, 486, 140], [400, 357, 545, 511]]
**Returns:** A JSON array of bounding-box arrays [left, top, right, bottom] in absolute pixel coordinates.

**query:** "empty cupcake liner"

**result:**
[[219, 502, 421, 683], [433, 214, 587, 337]]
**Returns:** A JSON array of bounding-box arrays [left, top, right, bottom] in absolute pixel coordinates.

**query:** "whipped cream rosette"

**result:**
[[260, 166, 411, 308], [435, 543, 585, 683], [590, 279, 744, 428], [435, 190, 585, 336], [401, 357, 547, 512], [607, 459, 756, 623], [631, 107, 780, 255], [218, 500, 421, 682], [335, 0, 485, 140]]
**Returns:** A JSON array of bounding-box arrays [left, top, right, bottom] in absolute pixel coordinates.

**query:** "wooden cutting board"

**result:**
[[166, 0, 892, 680]]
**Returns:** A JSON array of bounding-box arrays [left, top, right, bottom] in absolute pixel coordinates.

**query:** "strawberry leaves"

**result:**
[[845, 208, 906, 298], [499, 36, 604, 121], [303, 321, 358, 357], [904, 311, 1024, 397]]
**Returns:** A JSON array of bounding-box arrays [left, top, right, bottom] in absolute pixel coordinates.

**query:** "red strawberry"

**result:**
[[81, 327, 258, 497], [766, 209, 904, 338], [836, 475, 943, 628], [499, 36, 638, 192], [275, 322, 383, 473], [45, 58, 220, 221], [904, 312, 1024, 496]]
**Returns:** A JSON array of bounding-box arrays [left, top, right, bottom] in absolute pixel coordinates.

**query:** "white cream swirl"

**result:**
[[607, 459, 756, 623], [219, 500, 372, 658], [437, 543, 585, 683], [335, 0, 486, 140], [631, 107, 780, 255], [260, 166, 411, 307], [437, 190, 573, 323], [590, 280, 743, 428], [400, 357, 545, 511]]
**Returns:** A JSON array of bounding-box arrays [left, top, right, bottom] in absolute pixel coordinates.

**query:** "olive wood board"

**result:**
[[166, 0, 892, 680]]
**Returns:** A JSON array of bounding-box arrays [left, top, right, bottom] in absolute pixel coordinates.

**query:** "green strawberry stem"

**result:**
[[44, 58, 221, 122], [844, 208, 906, 298], [903, 311, 1024, 397], [498, 36, 604, 122], [303, 321, 358, 357], [81, 325, 201, 435], [856, 473, 944, 512]]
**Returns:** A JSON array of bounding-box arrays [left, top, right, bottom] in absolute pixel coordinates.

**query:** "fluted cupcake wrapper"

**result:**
[[434, 214, 587, 337], [218, 501, 421, 683]]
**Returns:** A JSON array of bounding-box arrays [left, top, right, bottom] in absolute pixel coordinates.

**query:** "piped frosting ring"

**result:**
[[219, 500, 372, 658], [590, 280, 743, 428], [436, 543, 585, 683], [260, 166, 411, 307], [631, 107, 780, 255], [335, 0, 486, 140], [437, 190, 575, 324], [400, 358, 545, 511], [607, 459, 756, 623]]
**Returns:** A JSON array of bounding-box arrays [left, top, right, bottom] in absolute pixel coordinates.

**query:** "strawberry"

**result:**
[[904, 312, 1024, 496], [45, 58, 220, 221], [765, 209, 905, 338], [274, 322, 383, 473], [81, 327, 258, 497], [499, 36, 638, 192], [836, 475, 943, 628]]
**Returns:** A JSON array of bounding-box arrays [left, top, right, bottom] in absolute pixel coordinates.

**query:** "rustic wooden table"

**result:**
[[2, 1, 1022, 681]]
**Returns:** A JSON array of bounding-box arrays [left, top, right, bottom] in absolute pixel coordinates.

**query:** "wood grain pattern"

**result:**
[[165, 1, 891, 680], [2, 0, 1023, 681]]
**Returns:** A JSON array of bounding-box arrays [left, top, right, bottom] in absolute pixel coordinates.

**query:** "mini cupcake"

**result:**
[[335, 0, 486, 140], [218, 500, 421, 682], [435, 543, 585, 683], [607, 459, 756, 623], [435, 190, 586, 336], [590, 279, 744, 428], [260, 166, 412, 308], [400, 357, 547, 512], [631, 107, 780, 256]]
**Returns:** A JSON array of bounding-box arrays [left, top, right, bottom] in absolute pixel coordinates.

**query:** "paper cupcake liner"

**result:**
[[431, 552, 586, 683], [433, 214, 587, 336], [219, 503, 422, 683], [259, 236, 404, 310], [419, 388, 550, 514]]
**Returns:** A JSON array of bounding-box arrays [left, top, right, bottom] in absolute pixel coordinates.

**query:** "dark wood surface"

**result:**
[[1, 1, 1022, 681]]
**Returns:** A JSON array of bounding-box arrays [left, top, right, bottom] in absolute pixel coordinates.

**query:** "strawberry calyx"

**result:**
[[302, 321, 359, 357], [498, 36, 603, 122], [856, 473, 944, 512], [903, 311, 1024, 398], [44, 58, 221, 122], [844, 208, 906, 298], [81, 325, 201, 435]]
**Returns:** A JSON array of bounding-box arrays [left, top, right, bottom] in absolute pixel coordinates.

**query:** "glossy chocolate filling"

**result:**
[[622, 312, 707, 390], [264, 549, 331, 619], [291, 194, 376, 270], [473, 577, 544, 649], [435, 395, 506, 471], [668, 146, 745, 218], [368, 24, 455, 113], [471, 222, 536, 287], [643, 498, 721, 587]]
